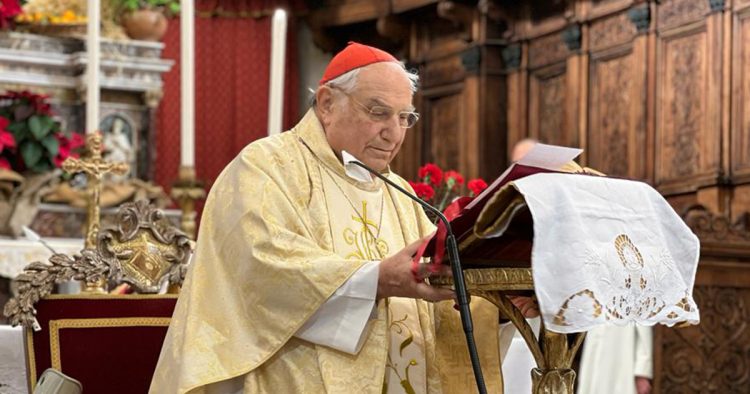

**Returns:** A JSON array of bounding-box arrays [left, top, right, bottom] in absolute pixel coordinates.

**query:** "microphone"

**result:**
[[342, 151, 487, 394]]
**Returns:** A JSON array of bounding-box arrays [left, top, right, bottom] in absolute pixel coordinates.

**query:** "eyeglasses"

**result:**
[[333, 88, 420, 128]]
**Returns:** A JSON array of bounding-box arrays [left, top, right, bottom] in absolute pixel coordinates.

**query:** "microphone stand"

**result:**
[[350, 160, 488, 394]]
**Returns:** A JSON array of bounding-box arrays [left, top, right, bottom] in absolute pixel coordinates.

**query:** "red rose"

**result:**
[[418, 163, 443, 186], [468, 178, 488, 197]]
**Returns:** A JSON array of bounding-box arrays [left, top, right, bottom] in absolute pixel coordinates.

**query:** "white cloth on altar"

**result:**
[[0, 325, 27, 394], [577, 323, 652, 394], [0, 237, 83, 279], [513, 173, 700, 333]]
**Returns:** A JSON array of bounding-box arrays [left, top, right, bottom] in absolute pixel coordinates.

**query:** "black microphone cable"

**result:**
[[349, 159, 487, 394]]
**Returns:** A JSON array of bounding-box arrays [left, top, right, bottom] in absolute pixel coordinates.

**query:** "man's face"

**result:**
[[318, 62, 415, 172]]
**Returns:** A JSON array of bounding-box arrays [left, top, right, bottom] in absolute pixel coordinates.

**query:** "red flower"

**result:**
[[444, 170, 464, 190], [418, 163, 443, 186], [53, 133, 83, 168], [69, 132, 85, 149], [0, 156, 10, 170], [0, 116, 15, 152], [410, 181, 435, 201], [0, 0, 21, 29], [468, 178, 488, 197]]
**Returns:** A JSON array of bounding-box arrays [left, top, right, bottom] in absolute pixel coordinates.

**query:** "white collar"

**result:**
[[341, 150, 374, 184]]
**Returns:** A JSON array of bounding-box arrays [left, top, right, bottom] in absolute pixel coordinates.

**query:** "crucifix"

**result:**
[[62, 132, 129, 250]]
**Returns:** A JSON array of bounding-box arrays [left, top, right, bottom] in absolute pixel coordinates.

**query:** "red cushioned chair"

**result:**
[[25, 294, 177, 393]]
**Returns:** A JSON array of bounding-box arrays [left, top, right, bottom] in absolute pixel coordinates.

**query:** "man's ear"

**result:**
[[316, 87, 335, 120]]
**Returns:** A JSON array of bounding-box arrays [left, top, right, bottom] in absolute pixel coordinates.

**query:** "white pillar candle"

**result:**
[[268, 9, 287, 136], [180, 0, 195, 167], [85, 0, 100, 134]]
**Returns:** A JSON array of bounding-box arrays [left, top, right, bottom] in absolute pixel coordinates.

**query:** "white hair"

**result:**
[[310, 61, 419, 106]]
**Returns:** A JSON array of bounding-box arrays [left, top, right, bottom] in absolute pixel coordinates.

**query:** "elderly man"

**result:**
[[150, 42, 506, 394]]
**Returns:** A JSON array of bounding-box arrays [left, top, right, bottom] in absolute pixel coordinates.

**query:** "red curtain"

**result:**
[[155, 3, 300, 206]]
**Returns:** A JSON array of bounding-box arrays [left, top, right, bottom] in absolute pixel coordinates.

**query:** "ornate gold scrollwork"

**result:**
[[3, 201, 192, 328], [99, 200, 192, 293]]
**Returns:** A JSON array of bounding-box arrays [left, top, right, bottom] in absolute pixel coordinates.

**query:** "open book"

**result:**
[[425, 143, 583, 267]]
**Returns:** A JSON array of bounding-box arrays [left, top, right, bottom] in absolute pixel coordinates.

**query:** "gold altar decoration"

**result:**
[[170, 166, 205, 239], [98, 200, 192, 293], [2, 201, 192, 328], [432, 268, 585, 394]]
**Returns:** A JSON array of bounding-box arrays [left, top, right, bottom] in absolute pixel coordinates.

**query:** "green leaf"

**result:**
[[7, 121, 26, 135], [30, 161, 52, 174], [20, 141, 43, 167], [40, 134, 59, 156], [29, 115, 54, 140], [399, 335, 413, 357]]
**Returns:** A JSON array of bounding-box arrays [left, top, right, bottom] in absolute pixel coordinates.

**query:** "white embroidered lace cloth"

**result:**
[[0, 325, 26, 394], [513, 173, 700, 333], [0, 237, 83, 279]]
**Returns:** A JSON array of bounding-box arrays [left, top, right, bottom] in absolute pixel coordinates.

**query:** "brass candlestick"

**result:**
[[170, 166, 205, 240]]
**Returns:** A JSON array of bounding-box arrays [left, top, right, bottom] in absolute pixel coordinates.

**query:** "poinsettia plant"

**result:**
[[0, 90, 84, 173], [0, 0, 22, 30], [408, 163, 488, 215]]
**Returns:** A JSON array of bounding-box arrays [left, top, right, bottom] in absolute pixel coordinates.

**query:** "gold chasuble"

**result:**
[[150, 110, 503, 394]]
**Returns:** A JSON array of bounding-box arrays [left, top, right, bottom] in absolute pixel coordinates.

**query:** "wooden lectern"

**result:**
[[429, 164, 595, 394], [430, 161, 699, 394]]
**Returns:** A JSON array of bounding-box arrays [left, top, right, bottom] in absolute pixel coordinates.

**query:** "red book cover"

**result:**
[[423, 163, 574, 269]]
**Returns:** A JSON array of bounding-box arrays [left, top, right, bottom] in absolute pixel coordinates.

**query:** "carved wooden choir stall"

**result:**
[[306, 0, 750, 392]]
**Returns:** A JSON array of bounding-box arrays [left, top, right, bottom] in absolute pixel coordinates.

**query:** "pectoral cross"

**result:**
[[62, 132, 129, 249]]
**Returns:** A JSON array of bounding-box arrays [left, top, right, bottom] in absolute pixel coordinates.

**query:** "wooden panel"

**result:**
[[739, 0, 750, 11], [427, 91, 463, 171], [589, 11, 637, 52], [732, 9, 750, 183], [655, 21, 721, 193], [391, 0, 438, 14], [657, 0, 711, 31], [586, 0, 634, 20], [308, 0, 390, 27], [422, 54, 465, 88], [528, 32, 568, 69], [656, 263, 750, 393], [588, 45, 646, 178], [529, 64, 572, 147]]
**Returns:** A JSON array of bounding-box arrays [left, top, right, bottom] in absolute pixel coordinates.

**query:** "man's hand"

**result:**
[[508, 295, 540, 318], [635, 377, 652, 394], [377, 235, 454, 302]]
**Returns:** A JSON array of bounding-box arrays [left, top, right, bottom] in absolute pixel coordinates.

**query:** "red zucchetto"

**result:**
[[318, 41, 398, 86]]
